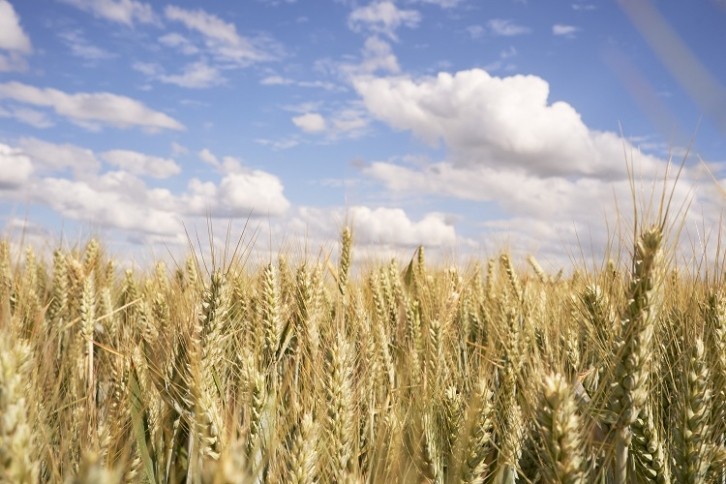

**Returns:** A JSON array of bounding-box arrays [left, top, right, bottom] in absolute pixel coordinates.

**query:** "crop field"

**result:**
[[1, 212, 726, 483]]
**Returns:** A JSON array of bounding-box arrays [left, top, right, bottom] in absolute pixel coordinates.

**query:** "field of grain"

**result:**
[[1, 215, 725, 483]]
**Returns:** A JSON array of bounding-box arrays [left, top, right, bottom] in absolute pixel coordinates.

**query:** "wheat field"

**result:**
[[1, 213, 726, 483]]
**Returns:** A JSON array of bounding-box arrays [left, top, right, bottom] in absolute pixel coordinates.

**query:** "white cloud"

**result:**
[[101, 150, 181, 178], [0, 0, 32, 72], [330, 108, 369, 135], [350, 206, 456, 247], [259, 74, 342, 91], [353, 67, 716, 264], [0, 51, 27, 72], [0, 82, 185, 131], [1, 139, 291, 241], [553, 24, 580, 37], [132, 61, 159, 76], [292, 112, 327, 133], [260, 75, 293, 86], [171, 142, 189, 155], [361, 36, 400, 74], [158, 61, 224, 88], [0, 143, 33, 189], [198, 148, 219, 166], [37, 174, 183, 236], [165, 5, 240, 45], [134, 60, 224, 89], [348, 1, 421, 40], [184, 170, 290, 217], [58, 30, 114, 60], [286, 104, 369, 138], [218, 172, 290, 216], [18, 137, 100, 176], [158, 33, 199, 55], [289, 205, 462, 258], [412, 0, 462, 7], [340, 36, 401, 78], [0, 105, 54, 128], [255, 137, 300, 150], [59, 0, 157, 26], [363, 157, 705, 266], [197, 148, 243, 173], [0, 0, 32, 53], [353, 69, 663, 178], [164, 5, 273, 65], [487, 19, 531, 36]]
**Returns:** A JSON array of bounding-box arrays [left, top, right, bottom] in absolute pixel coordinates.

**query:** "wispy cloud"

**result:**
[[58, 30, 115, 60], [58, 0, 158, 26], [552, 24, 580, 37], [348, 1, 421, 40], [259, 74, 342, 91], [158, 61, 225, 89], [487, 18, 531, 36], [164, 5, 280, 65], [158, 33, 199, 55], [467, 25, 485, 39], [0, 105, 54, 128], [411, 0, 462, 8]]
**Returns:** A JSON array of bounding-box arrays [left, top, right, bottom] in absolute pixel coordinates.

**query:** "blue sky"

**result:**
[[1, 0, 725, 267]]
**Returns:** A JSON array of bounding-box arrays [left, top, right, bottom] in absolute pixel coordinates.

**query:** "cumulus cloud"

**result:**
[[292, 112, 327, 133], [348, 1, 421, 40], [0, 143, 33, 189], [101, 150, 181, 178], [354, 69, 662, 178], [183, 170, 290, 217], [0, 82, 185, 131], [1, 138, 291, 239], [58, 0, 157, 26], [37, 173, 183, 236], [350, 206, 456, 247], [218, 171, 290, 216], [352, 67, 713, 264], [291, 205, 461, 255], [190, 147, 290, 216]]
